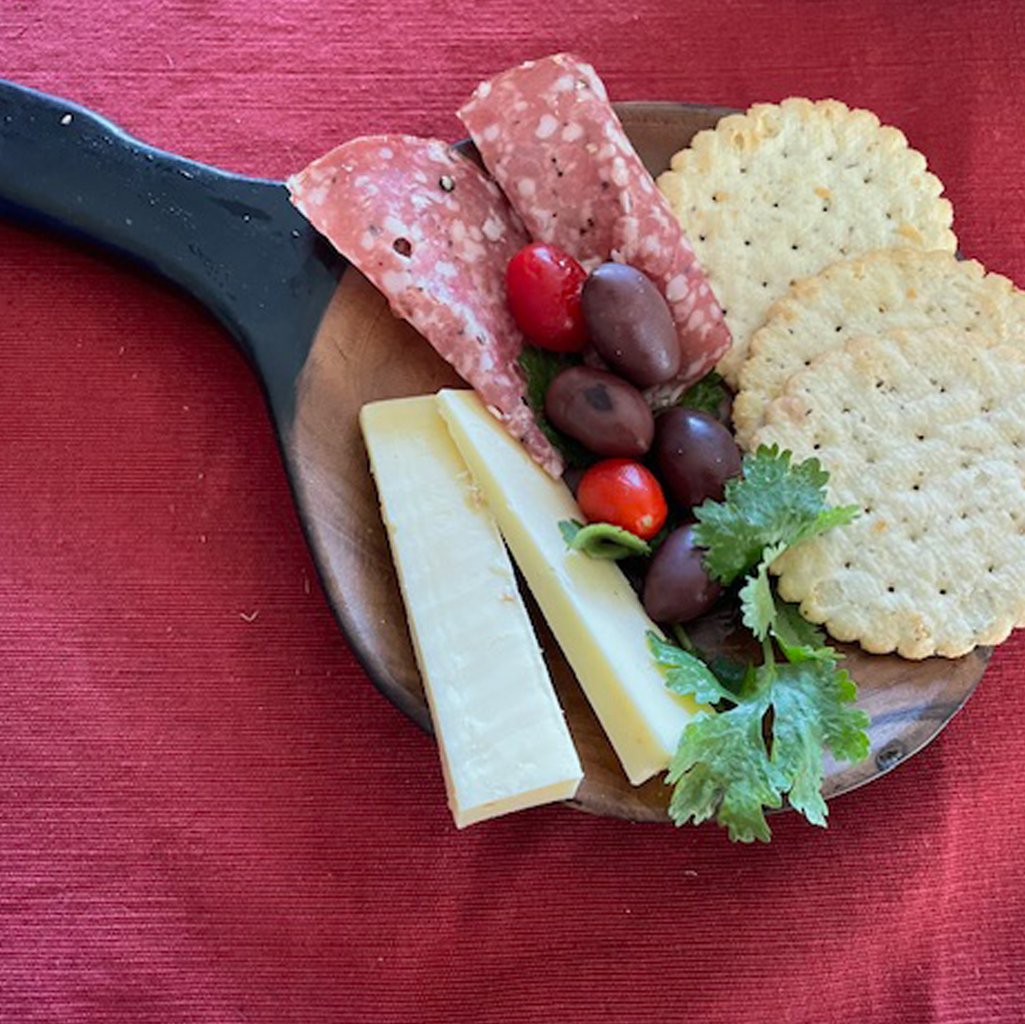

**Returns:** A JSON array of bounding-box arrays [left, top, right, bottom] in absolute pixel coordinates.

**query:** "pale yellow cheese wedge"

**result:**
[[436, 389, 701, 785], [360, 396, 582, 827]]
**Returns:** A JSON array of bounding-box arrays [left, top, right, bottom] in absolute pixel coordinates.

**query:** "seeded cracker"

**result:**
[[733, 249, 1025, 449], [657, 98, 957, 386], [754, 328, 1025, 660]]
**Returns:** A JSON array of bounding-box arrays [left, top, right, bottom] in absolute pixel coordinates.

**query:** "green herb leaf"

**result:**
[[667, 702, 784, 843], [772, 599, 835, 664], [560, 520, 651, 559], [660, 653, 870, 841], [793, 503, 863, 546], [693, 445, 858, 584], [517, 348, 594, 469], [674, 371, 730, 417], [518, 346, 567, 416], [738, 567, 774, 640], [767, 661, 871, 826], [558, 519, 584, 546], [707, 655, 755, 698], [647, 445, 868, 841], [647, 632, 732, 705], [737, 541, 787, 640]]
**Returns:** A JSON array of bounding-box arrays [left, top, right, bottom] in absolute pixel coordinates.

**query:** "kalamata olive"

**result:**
[[545, 366, 654, 457], [642, 524, 722, 623], [581, 263, 681, 388], [682, 385, 734, 428], [654, 408, 742, 509]]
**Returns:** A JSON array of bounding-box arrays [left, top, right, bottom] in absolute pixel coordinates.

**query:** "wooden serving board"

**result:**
[[0, 86, 987, 822]]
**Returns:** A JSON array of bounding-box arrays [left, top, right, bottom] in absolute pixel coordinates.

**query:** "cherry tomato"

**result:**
[[577, 459, 668, 540], [506, 243, 588, 352]]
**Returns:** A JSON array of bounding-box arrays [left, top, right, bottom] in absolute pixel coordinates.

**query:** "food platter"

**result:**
[[0, 73, 993, 830], [287, 101, 988, 824]]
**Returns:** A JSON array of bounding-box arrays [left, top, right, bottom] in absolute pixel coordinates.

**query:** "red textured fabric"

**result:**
[[2, 4, 1024, 1021]]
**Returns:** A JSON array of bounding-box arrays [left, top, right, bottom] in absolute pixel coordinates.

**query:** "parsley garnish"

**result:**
[[649, 445, 868, 842]]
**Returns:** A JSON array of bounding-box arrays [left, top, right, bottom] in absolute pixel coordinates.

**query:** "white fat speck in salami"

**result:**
[[536, 114, 559, 139], [287, 134, 562, 477], [458, 53, 732, 400]]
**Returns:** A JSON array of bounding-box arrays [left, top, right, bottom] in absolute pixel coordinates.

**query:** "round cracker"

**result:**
[[734, 248, 1025, 449], [657, 98, 957, 386], [754, 328, 1025, 660]]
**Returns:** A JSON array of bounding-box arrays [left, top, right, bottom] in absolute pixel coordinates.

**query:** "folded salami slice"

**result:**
[[288, 135, 562, 477], [459, 54, 732, 400]]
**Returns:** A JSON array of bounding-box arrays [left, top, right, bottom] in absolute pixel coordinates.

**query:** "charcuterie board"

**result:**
[[0, 83, 986, 823]]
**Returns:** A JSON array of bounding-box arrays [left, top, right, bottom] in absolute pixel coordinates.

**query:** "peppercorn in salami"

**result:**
[[459, 54, 732, 401], [288, 135, 563, 476]]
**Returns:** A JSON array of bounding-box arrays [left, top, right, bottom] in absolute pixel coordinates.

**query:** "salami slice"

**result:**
[[459, 54, 732, 400], [288, 135, 563, 477]]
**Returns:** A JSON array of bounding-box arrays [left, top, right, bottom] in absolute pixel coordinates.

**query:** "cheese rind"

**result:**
[[436, 389, 702, 785], [360, 396, 582, 827]]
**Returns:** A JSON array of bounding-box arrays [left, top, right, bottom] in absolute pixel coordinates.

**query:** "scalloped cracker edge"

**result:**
[[754, 328, 1025, 660], [734, 248, 1025, 449], [657, 98, 957, 386]]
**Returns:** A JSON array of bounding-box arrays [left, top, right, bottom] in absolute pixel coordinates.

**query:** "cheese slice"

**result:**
[[437, 389, 702, 785], [360, 396, 582, 827]]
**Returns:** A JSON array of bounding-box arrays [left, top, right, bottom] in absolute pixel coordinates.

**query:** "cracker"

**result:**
[[753, 328, 1025, 660], [657, 98, 957, 386], [734, 248, 1025, 449]]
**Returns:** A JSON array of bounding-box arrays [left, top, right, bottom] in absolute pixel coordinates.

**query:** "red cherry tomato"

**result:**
[[576, 459, 668, 541], [506, 243, 588, 352]]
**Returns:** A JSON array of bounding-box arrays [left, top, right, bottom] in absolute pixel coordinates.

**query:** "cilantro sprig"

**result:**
[[650, 445, 867, 842], [692, 445, 859, 585], [652, 637, 869, 841]]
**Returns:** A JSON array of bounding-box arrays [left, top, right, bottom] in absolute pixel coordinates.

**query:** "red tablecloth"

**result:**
[[3, 3, 1024, 1021]]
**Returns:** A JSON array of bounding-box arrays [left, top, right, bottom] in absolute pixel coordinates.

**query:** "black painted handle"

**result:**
[[0, 80, 342, 414]]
